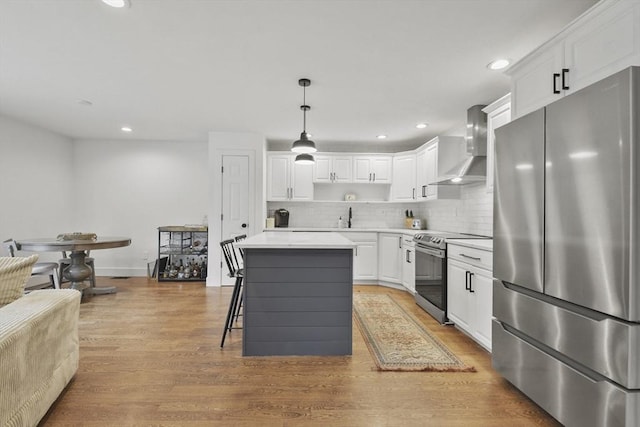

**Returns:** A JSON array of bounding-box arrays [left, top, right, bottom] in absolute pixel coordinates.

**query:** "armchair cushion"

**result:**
[[0, 255, 39, 307]]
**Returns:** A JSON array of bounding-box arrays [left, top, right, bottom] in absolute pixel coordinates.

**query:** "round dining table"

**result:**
[[15, 236, 131, 295]]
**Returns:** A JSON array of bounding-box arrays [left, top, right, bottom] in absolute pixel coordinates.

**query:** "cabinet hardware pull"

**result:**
[[412, 188, 416, 199], [369, 173, 372, 181], [399, 236, 402, 249], [465, 271, 470, 291], [469, 272, 475, 293], [355, 247, 358, 256], [460, 253, 481, 261], [373, 173, 376, 182], [553, 73, 561, 94], [422, 185, 427, 198], [561, 68, 569, 90], [406, 249, 411, 263]]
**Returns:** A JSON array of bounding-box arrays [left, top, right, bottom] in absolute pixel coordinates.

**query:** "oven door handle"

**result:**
[[415, 245, 445, 258]]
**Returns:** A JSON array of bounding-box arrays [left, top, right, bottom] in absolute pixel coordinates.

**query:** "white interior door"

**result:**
[[221, 155, 250, 285]]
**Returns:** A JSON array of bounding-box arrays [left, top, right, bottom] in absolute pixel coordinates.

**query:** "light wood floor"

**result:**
[[40, 277, 559, 426]]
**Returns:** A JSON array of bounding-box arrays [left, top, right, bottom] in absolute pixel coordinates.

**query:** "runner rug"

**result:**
[[353, 293, 475, 372]]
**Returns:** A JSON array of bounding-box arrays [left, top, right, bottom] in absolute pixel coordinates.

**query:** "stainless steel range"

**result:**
[[413, 231, 489, 324]]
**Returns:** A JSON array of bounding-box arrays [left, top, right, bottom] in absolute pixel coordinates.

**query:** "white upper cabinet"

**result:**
[[415, 136, 464, 201], [391, 153, 416, 201], [483, 94, 511, 194], [509, 41, 564, 118], [313, 155, 353, 183], [266, 153, 313, 201], [353, 155, 392, 184], [508, 0, 640, 118]]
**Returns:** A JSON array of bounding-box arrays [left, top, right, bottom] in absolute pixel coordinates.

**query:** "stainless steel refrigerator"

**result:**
[[493, 66, 640, 427]]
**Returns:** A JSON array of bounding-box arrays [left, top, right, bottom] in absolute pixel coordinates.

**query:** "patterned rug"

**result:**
[[353, 293, 475, 372]]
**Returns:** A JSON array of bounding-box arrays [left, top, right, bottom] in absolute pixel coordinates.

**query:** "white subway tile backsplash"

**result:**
[[267, 183, 494, 235]]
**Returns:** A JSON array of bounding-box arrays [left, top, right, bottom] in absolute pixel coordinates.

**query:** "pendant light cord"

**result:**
[[302, 86, 307, 133]]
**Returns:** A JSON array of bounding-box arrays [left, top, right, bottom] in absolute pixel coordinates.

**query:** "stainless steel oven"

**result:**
[[414, 240, 448, 323], [413, 231, 489, 324]]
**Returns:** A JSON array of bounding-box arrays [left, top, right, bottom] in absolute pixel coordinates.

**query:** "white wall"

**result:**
[[73, 139, 208, 277], [0, 115, 74, 263]]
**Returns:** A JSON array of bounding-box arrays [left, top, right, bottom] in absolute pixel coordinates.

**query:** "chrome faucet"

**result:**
[[348, 207, 352, 228]]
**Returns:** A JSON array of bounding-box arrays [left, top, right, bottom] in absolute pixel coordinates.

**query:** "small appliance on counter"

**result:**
[[265, 217, 275, 228], [274, 209, 289, 228], [411, 219, 423, 229]]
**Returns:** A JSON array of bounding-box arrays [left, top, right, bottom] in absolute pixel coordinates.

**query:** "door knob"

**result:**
[[241, 223, 247, 228]]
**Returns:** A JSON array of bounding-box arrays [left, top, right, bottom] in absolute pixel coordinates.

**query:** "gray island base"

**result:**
[[236, 232, 355, 356]]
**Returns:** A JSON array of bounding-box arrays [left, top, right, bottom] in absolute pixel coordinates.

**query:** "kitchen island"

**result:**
[[235, 232, 355, 356]]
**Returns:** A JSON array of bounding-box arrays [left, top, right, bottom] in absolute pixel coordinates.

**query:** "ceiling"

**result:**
[[0, 0, 598, 150]]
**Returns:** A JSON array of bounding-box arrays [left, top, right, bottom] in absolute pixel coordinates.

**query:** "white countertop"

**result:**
[[447, 239, 493, 251], [236, 231, 356, 249], [265, 227, 422, 235]]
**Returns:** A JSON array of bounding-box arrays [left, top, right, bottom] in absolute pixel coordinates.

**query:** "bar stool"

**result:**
[[220, 238, 244, 348], [232, 235, 247, 323]]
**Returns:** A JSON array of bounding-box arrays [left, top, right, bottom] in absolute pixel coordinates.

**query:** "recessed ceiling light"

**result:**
[[487, 59, 510, 70], [101, 0, 131, 8], [77, 99, 93, 106], [416, 123, 428, 129], [121, 126, 133, 132], [376, 135, 387, 139]]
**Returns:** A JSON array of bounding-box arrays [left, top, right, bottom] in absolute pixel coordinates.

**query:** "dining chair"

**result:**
[[220, 238, 244, 348], [2, 238, 60, 290], [58, 251, 96, 289]]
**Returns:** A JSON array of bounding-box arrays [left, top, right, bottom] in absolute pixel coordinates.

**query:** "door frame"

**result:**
[[208, 132, 266, 287]]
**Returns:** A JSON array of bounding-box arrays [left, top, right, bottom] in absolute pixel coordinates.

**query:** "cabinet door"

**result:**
[[447, 259, 472, 332], [378, 234, 402, 283], [485, 99, 511, 194], [392, 154, 416, 201], [267, 154, 291, 201], [353, 157, 372, 183], [510, 41, 564, 118], [402, 246, 415, 293], [563, 0, 640, 96], [425, 143, 438, 199], [332, 156, 353, 183], [371, 156, 392, 183], [313, 155, 333, 182], [471, 268, 493, 351], [415, 148, 428, 200], [291, 161, 314, 200], [354, 242, 377, 280]]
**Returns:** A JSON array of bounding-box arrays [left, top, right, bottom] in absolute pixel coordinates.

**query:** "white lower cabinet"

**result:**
[[447, 243, 493, 351], [378, 233, 403, 284], [341, 232, 377, 281], [401, 236, 415, 293]]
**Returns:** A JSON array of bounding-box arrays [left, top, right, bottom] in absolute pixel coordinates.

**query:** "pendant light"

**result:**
[[292, 78, 316, 164]]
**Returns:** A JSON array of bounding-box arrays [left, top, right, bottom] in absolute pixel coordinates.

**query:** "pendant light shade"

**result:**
[[294, 153, 315, 165], [292, 78, 316, 163], [292, 130, 316, 153]]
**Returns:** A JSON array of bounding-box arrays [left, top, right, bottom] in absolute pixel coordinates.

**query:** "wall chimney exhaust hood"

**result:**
[[431, 104, 488, 185]]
